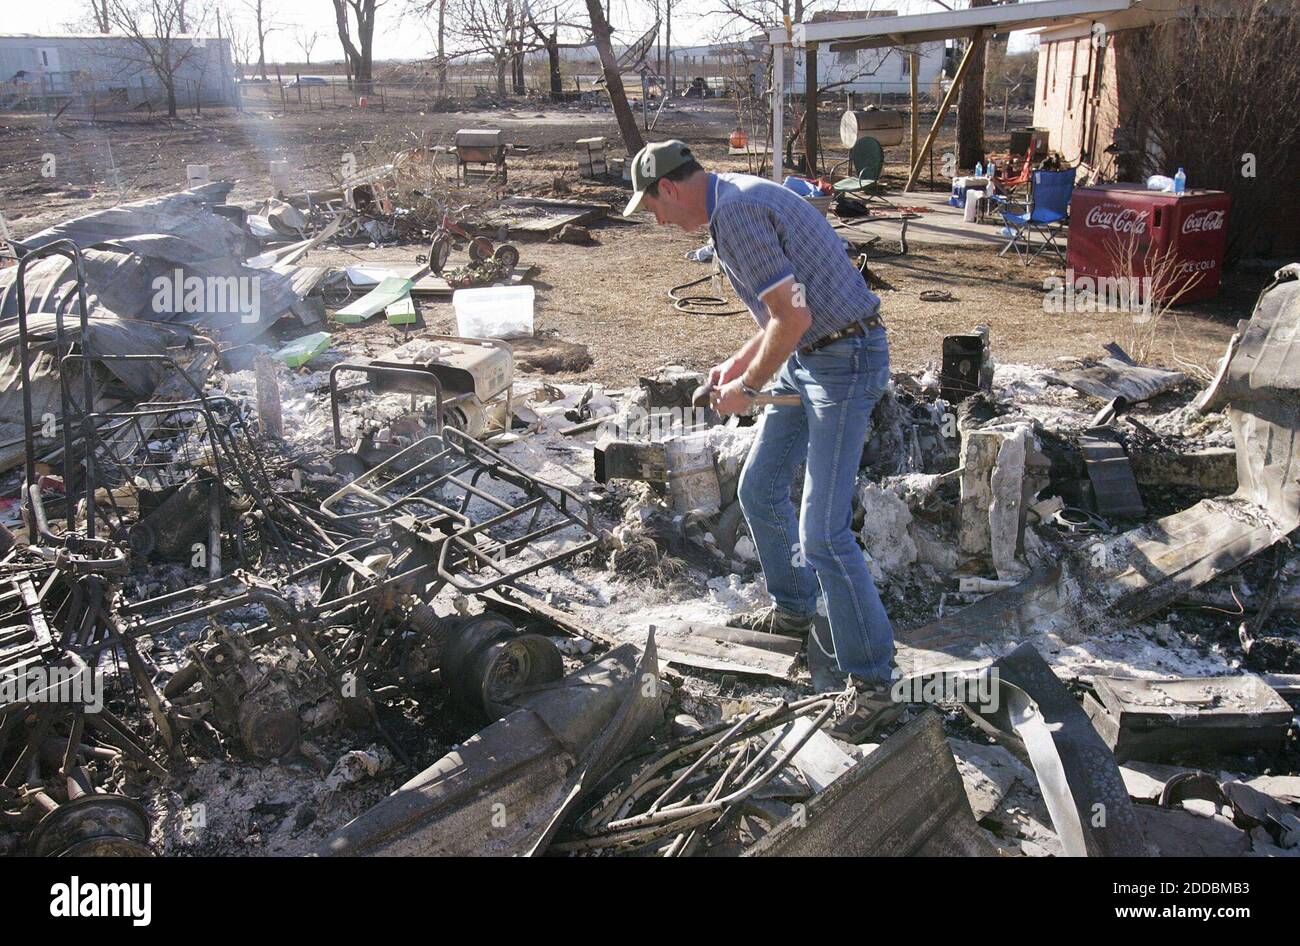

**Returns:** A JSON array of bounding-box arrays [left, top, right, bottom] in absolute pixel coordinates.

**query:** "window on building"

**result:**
[[837, 49, 858, 65]]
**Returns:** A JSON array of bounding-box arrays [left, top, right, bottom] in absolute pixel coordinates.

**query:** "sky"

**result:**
[[6, 1, 1037, 64]]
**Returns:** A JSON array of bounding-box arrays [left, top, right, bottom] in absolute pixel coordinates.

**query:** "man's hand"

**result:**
[[711, 378, 753, 416], [710, 330, 765, 388], [708, 357, 743, 388]]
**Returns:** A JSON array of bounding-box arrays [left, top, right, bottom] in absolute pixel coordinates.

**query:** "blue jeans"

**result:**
[[736, 328, 894, 683]]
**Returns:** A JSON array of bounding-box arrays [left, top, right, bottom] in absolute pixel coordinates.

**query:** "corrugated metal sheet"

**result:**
[[13, 183, 252, 259], [1106, 271, 1300, 617], [1, 243, 302, 344]]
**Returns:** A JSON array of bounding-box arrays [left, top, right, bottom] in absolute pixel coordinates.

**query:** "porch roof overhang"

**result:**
[[768, 0, 1134, 53]]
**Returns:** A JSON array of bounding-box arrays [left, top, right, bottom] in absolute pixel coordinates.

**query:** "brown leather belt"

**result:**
[[799, 314, 883, 355]]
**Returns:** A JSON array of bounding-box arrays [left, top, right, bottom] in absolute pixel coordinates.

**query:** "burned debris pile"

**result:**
[[1, 173, 1298, 858]]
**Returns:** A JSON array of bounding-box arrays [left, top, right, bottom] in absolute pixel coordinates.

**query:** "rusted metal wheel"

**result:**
[[29, 794, 153, 857]]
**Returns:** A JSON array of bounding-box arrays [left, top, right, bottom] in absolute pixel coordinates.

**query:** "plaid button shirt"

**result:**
[[706, 172, 882, 349]]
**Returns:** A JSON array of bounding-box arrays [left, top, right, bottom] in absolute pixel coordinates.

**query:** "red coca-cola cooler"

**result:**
[[1067, 184, 1231, 303]]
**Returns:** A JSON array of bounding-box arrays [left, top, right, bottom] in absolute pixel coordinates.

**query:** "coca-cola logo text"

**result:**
[[1181, 209, 1226, 234], [1084, 205, 1149, 234]]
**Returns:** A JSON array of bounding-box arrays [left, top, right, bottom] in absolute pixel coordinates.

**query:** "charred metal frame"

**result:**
[[556, 691, 850, 855], [329, 361, 448, 449], [431, 427, 600, 593], [14, 241, 95, 537], [6, 240, 601, 829], [321, 426, 599, 591]]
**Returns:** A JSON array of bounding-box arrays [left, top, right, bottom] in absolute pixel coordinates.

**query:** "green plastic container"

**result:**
[[386, 295, 417, 325], [273, 331, 331, 368], [334, 276, 414, 323]]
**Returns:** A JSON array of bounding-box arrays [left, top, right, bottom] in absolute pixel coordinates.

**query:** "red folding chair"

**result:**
[[993, 145, 1035, 199]]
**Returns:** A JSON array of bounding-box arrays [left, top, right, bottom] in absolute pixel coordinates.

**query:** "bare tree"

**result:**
[[104, 0, 209, 117], [444, 0, 533, 97], [955, 0, 993, 169], [704, 0, 797, 146], [584, 0, 643, 153], [241, 0, 277, 80], [331, 0, 382, 91], [707, 0, 799, 37], [294, 27, 321, 64], [523, 1, 592, 99], [705, 0, 866, 40], [1123, 0, 1300, 262], [87, 0, 112, 32], [707, 1, 888, 173], [404, 0, 451, 92], [224, 8, 255, 75], [985, 44, 1035, 106]]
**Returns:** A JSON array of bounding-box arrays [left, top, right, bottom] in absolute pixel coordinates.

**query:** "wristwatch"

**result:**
[[738, 377, 762, 399]]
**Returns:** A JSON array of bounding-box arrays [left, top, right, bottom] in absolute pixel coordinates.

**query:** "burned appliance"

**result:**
[[330, 335, 515, 445], [939, 328, 992, 403]]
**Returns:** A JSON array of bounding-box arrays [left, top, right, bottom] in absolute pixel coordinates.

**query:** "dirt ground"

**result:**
[[0, 99, 1260, 384]]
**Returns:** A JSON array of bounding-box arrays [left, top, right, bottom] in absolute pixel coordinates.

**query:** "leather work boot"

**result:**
[[828, 676, 907, 744], [731, 604, 815, 639]]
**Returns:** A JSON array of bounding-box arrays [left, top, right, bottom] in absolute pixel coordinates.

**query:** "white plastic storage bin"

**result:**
[[453, 285, 535, 339]]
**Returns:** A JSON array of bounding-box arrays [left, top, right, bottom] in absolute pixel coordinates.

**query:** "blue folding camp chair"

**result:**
[[994, 167, 1075, 264]]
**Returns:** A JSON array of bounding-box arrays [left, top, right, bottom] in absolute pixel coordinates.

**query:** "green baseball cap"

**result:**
[[623, 140, 697, 216]]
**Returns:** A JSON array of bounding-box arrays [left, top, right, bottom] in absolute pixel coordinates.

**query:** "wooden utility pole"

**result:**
[[654, 0, 662, 75], [666, 0, 673, 96], [217, 8, 231, 109], [906, 30, 983, 192], [909, 51, 919, 170], [438, 0, 447, 94], [804, 43, 818, 175]]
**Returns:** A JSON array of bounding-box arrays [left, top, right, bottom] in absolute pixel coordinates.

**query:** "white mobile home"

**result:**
[[0, 33, 236, 110]]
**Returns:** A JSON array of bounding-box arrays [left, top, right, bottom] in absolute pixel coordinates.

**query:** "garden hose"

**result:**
[[668, 273, 747, 316]]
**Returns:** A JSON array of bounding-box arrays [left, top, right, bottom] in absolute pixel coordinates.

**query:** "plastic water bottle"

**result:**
[[975, 161, 984, 178], [1174, 167, 1186, 194]]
